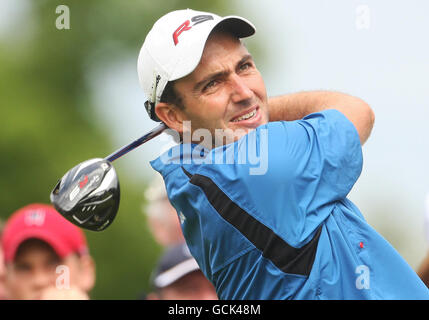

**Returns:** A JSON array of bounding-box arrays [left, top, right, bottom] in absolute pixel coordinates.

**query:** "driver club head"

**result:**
[[50, 158, 120, 231]]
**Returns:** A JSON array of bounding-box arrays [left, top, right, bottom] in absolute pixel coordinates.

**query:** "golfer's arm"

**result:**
[[268, 91, 375, 145]]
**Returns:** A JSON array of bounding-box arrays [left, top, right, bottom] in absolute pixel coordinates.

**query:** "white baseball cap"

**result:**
[[137, 9, 256, 121]]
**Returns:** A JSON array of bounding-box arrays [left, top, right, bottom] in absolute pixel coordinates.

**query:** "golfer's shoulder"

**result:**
[[273, 109, 359, 141], [302, 110, 362, 140]]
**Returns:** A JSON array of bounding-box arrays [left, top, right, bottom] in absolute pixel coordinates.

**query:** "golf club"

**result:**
[[50, 122, 167, 231]]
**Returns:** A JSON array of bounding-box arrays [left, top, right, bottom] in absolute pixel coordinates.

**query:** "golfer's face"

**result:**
[[174, 31, 269, 146]]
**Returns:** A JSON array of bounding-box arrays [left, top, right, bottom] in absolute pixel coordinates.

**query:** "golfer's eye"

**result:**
[[203, 80, 219, 92], [239, 62, 252, 72]]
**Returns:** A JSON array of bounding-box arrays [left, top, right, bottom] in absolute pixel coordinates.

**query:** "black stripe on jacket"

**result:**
[[182, 167, 321, 276]]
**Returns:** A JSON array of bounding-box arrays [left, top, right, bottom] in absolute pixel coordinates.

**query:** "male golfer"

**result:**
[[138, 9, 429, 299]]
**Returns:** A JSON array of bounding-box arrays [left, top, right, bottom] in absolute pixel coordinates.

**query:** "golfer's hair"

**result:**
[[159, 81, 184, 143], [160, 81, 184, 110]]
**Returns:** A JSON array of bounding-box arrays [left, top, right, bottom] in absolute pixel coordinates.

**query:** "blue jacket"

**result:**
[[151, 109, 429, 299]]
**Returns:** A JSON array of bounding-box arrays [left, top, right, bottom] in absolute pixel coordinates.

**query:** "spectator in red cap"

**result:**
[[1, 203, 95, 300]]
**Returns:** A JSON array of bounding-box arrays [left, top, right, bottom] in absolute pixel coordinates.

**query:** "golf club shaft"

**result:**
[[105, 123, 167, 162]]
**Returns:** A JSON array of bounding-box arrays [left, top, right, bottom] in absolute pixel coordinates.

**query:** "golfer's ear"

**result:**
[[155, 102, 185, 134]]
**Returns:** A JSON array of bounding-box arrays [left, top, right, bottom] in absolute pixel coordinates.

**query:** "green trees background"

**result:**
[[0, 0, 229, 299]]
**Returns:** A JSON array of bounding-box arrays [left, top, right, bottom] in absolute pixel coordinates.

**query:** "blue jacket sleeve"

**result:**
[[287, 109, 363, 201]]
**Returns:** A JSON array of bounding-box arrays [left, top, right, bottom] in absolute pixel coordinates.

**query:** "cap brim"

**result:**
[[153, 257, 200, 288], [216, 15, 256, 39]]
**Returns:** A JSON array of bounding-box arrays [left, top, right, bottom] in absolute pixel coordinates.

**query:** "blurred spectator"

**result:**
[[141, 176, 217, 299], [146, 243, 218, 300], [0, 220, 7, 300], [143, 174, 184, 246], [1, 203, 95, 300]]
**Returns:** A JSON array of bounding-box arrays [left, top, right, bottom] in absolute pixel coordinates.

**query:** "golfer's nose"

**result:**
[[230, 74, 253, 104]]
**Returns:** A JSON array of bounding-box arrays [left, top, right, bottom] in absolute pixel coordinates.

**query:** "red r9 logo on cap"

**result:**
[[172, 15, 214, 46], [173, 20, 192, 45]]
